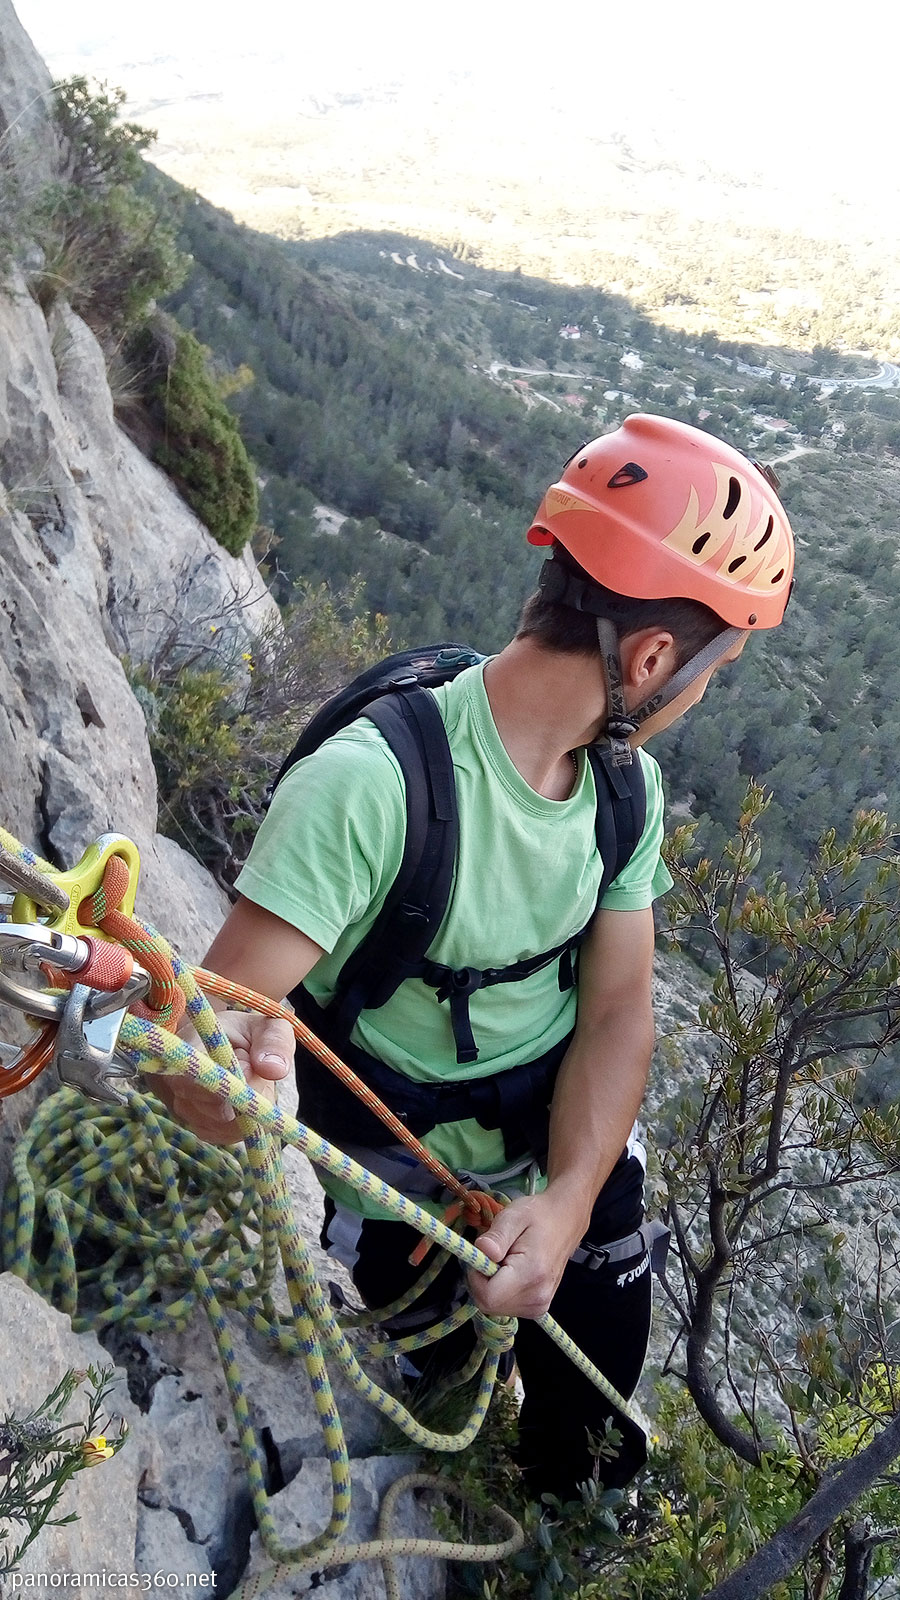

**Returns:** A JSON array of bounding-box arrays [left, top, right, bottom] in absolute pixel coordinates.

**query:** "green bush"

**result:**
[[144, 327, 258, 553], [30, 78, 185, 339], [132, 576, 392, 887]]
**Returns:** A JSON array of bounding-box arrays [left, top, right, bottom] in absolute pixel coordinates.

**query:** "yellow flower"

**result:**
[[81, 1435, 114, 1466]]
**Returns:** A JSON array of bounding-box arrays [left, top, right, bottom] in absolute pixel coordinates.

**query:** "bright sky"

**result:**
[[12, 0, 900, 203]]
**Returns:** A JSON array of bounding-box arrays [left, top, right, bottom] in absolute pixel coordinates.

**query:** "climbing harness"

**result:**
[[0, 824, 649, 1596]]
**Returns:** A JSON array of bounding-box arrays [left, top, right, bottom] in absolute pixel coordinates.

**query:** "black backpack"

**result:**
[[272, 644, 646, 1065]]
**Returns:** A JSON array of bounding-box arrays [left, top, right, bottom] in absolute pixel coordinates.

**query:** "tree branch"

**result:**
[[699, 1413, 900, 1600]]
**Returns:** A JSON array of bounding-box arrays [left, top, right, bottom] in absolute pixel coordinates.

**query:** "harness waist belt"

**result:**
[[292, 996, 573, 1166], [570, 1218, 670, 1276]]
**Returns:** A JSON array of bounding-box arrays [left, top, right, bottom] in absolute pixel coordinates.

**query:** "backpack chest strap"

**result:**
[[415, 924, 590, 1064]]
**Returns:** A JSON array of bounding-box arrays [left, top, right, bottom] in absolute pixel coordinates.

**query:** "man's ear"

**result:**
[[619, 628, 679, 692]]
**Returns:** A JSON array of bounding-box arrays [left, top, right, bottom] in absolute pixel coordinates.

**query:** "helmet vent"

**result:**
[[754, 515, 774, 551], [607, 462, 649, 488], [771, 568, 785, 584], [692, 532, 711, 554], [723, 477, 742, 520], [728, 555, 747, 573]]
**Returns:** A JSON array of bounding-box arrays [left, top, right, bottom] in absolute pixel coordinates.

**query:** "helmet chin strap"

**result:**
[[595, 618, 744, 766]]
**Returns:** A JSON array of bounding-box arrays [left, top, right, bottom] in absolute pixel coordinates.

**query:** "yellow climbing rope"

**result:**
[[0, 824, 644, 1596]]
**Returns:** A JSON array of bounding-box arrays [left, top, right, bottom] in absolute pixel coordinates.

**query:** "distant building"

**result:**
[[559, 324, 582, 340], [620, 350, 644, 371], [750, 416, 792, 432]]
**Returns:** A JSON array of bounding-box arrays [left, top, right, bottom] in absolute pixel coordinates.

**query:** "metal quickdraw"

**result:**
[[0, 922, 150, 1103], [0, 833, 150, 1102]]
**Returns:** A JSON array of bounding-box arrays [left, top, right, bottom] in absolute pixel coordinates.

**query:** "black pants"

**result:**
[[322, 1151, 652, 1500]]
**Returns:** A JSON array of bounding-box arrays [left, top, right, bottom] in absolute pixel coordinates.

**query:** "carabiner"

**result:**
[[0, 924, 94, 1020], [0, 1022, 58, 1098], [0, 923, 150, 1023]]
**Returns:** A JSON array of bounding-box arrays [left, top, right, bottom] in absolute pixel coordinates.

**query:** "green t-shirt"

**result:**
[[235, 662, 672, 1208]]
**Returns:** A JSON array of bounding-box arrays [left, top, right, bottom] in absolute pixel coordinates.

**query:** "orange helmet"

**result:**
[[527, 413, 794, 629]]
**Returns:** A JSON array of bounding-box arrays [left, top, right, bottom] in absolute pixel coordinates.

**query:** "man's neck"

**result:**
[[482, 637, 608, 800]]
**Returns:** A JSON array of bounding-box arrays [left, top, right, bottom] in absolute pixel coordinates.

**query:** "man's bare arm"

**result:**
[[470, 905, 656, 1318]]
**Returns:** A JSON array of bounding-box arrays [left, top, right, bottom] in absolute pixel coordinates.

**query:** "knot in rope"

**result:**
[[472, 1310, 517, 1358], [77, 856, 186, 1028], [408, 1188, 505, 1268]]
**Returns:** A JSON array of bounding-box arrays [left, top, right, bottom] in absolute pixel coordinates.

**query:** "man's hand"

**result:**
[[467, 1189, 585, 1320], [149, 898, 324, 1144], [149, 1011, 294, 1145]]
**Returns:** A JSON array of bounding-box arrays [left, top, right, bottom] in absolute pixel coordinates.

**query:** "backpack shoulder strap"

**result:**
[[587, 745, 648, 903], [324, 686, 459, 1042]]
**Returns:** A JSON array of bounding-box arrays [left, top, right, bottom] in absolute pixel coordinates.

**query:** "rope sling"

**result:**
[[0, 824, 643, 1596]]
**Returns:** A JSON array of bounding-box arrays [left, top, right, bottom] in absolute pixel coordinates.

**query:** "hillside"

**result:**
[[159, 199, 900, 887]]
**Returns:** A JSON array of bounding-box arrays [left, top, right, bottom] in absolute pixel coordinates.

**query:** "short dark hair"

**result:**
[[517, 553, 725, 670]]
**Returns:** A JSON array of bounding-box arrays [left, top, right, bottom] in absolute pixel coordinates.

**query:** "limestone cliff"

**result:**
[[0, 0, 277, 961]]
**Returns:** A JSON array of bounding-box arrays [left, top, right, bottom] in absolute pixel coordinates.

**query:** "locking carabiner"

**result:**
[[0, 924, 95, 1019]]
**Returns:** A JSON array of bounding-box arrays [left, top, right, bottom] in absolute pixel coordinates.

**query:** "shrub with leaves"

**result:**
[[659, 788, 900, 1456], [652, 785, 900, 1597], [132, 576, 392, 889], [30, 78, 185, 339], [140, 326, 258, 554], [0, 1366, 126, 1576]]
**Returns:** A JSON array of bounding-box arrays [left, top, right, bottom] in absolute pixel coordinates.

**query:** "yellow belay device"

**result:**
[[0, 826, 643, 1597]]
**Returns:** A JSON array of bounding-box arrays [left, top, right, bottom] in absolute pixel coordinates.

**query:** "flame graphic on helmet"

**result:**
[[662, 464, 790, 595]]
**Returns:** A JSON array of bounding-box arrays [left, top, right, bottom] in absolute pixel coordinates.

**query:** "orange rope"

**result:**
[[194, 967, 505, 1250], [78, 857, 186, 1028]]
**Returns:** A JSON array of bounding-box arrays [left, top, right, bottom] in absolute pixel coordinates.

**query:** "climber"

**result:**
[[159, 413, 795, 1499]]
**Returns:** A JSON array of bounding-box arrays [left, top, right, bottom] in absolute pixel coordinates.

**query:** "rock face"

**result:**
[[0, 0, 54, 178], [0, 0, 280, 1066], [0, 8, 278, 968], [243, 1457, 448, 1600], [0, 1272, 447, 1600], [0, 1, 280, 1235], [0, 272, 276, 959]]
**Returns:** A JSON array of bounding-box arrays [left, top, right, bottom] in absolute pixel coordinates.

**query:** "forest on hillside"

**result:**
[[157, 190, 900, 898]]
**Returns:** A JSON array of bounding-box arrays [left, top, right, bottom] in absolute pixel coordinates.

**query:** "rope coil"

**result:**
[[0, 823, 643, 1595]]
